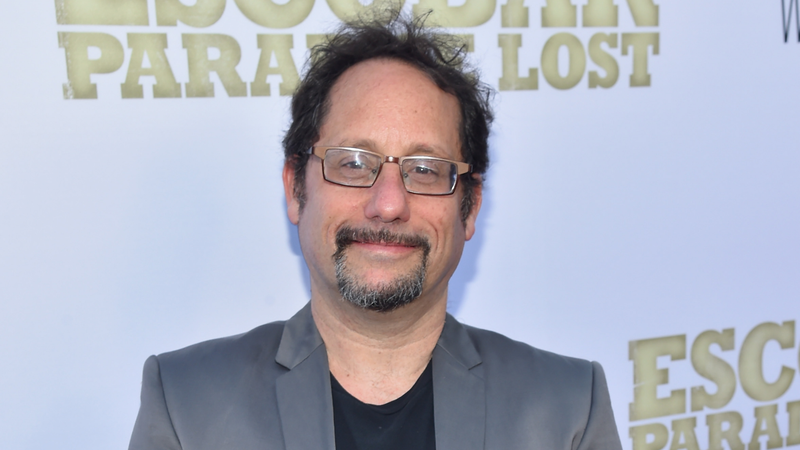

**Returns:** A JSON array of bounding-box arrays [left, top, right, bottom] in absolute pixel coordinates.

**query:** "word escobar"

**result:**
[[629, 320, 800, 450]]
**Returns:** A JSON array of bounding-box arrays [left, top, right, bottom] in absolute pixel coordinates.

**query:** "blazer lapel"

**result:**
[[433, 314, 486, 450], [273, 306, 485, 450], [274, 303, 336, 450]]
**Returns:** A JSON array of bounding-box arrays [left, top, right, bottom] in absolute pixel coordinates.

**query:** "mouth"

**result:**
[[352, 240, 415, 248], [334, 226, 431, 257]]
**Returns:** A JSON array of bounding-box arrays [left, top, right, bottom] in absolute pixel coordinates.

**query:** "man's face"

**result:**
[[284, 58, 481, 311]]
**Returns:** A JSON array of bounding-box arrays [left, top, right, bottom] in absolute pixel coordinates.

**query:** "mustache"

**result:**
[[334, 226, 431, 253]]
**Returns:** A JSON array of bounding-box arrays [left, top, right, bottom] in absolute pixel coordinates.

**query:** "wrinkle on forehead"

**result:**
[[318, 59, 461, 160]]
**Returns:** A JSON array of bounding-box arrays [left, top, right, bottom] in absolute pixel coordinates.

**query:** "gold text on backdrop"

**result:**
[[629, 320, 800, 450], [55, 0, 661, 99]]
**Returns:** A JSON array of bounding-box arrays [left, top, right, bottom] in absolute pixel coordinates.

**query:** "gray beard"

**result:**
[[333, 227, 430, 313]]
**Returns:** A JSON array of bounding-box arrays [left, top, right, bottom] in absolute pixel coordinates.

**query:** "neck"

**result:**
[[311, 292, 446, 405]]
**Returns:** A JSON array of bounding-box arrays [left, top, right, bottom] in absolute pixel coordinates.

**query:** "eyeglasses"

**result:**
[[308, 147, 472, 196]]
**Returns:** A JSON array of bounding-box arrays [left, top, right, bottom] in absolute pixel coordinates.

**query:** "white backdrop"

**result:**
[[1, 1, 798, 449]]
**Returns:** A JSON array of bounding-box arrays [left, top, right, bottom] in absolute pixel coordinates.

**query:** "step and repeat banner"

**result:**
[[1, 1, 798, 449]]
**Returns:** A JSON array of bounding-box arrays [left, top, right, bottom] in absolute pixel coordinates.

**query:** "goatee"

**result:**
[[333, 226, 431, 312]]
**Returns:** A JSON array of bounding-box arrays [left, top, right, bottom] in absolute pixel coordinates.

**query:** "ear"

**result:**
[[283, 161, 301, 225], [464, 180, 482, 241]]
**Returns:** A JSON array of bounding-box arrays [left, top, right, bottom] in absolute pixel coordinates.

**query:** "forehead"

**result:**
[[319, 59, 462, 158]]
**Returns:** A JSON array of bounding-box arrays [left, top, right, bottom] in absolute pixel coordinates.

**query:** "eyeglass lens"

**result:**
[[321, 148, 458, 195]]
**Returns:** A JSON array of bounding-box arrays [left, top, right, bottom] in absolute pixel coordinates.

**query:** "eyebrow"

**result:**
[[342, 140, 444, 157]]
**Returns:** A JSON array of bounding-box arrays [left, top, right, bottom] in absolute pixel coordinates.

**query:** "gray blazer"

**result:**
[[129, 304, 622, 450]]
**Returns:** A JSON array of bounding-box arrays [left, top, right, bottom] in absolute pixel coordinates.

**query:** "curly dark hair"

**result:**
[[282, 11, 493, 222]]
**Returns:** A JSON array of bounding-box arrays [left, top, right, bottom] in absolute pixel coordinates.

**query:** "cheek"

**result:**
[[424, 202, 466, 249], [303, 190, 365, 237]]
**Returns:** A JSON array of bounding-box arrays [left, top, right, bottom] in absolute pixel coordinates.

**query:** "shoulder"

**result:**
[[160, 319, 286, 360], [133, 321, 294, 448], [463, 322, 595, 379], [155, 320, 289, 385], [459, 322, 602, 419], [456, 322, 621, 450]]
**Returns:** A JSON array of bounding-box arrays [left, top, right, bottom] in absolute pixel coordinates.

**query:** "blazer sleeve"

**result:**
[[575, 361, 623, 450], [129, 355, 183, 450]]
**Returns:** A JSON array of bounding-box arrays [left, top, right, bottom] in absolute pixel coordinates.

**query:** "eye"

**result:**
[[403, 160, 445, 186], [342, 159, 368, 170], [332, 151, 379, 181], [335, 153, 376, 173], [412, 165, 437, 176]]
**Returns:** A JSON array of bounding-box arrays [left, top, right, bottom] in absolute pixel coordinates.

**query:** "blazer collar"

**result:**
[[432, 314, 486, 450], [275, 302, 323, 369], [274, 305, 484, 370], [436, 313, 483, 369], [274, 304, 486, 450], [274, 303, 335, 450]]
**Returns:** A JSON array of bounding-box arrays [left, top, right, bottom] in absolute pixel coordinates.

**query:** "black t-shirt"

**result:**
[[330, 362, 436, 450]]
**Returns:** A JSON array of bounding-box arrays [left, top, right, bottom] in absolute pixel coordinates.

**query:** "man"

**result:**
[[129, 13, 622, 450]]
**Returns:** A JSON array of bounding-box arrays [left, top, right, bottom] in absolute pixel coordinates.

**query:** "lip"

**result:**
[[334, 225, 431, 262], [350, 241, 419, 255]]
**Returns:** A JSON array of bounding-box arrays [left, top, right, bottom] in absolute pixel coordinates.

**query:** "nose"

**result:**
[[363, 162, 411, 223]]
